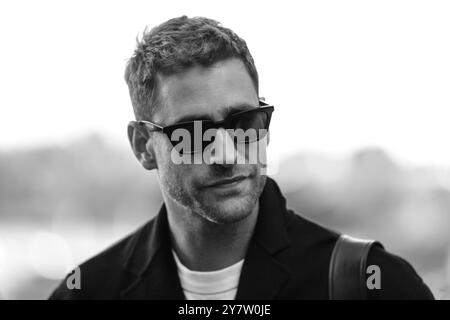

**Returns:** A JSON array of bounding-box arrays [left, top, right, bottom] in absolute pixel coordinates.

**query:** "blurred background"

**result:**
[[0, 0, 449, 299]]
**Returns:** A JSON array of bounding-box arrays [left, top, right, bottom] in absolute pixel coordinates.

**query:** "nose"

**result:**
[[208, 128, 237, 165]]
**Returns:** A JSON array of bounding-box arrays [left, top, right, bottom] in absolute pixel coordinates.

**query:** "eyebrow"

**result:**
[[171, 103, 256, 124]]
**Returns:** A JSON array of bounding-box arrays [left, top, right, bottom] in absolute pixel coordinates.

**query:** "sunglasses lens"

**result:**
[[166, 122, 216, 154], [232, 109, 271, 144], [165, 123, 196, 154], [165, 107, 273, 155]]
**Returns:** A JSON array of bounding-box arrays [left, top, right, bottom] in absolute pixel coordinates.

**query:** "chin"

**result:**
[[197, 195, 257, 224]]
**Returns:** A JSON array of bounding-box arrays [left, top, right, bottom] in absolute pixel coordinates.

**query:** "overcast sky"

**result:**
[[1, 0, 449, 166]]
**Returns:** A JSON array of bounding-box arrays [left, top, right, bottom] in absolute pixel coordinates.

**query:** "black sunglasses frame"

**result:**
[[138, 100, 274, 146]]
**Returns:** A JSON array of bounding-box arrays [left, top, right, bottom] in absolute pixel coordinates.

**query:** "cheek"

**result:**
[[154, 142, 193, 182], [153, 136, 208, 188]]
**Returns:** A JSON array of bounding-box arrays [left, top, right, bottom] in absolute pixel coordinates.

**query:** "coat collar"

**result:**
[[120, 177, 291, 299], [235, 177, 291, 299], [119, 203, 185, 299]]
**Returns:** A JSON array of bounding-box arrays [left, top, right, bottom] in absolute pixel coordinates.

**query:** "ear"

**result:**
[[127, 121, 157, 170]]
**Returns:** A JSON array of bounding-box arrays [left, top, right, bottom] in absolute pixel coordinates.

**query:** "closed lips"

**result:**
[[207, 176, 247, 187]]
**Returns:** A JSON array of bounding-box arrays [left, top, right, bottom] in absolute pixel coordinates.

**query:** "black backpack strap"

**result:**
[[328, 234, 384, 300]]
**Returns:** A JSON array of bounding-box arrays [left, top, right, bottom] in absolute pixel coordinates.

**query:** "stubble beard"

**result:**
[[160, 169, 267, 225]]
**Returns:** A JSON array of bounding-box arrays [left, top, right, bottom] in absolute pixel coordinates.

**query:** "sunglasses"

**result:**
[[138, 100, 274, 154]]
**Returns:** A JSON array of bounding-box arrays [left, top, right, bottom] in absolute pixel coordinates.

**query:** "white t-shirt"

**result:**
[[172, 250, 244, 300]]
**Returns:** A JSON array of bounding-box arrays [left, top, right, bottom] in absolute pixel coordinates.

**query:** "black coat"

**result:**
[[49, 178, 434, 299]]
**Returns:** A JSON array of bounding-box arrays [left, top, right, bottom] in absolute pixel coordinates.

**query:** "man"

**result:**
[[50, 16, 433, 300]]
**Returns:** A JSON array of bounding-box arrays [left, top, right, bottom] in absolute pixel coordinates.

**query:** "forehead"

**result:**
[[153, 58, 258, 124]]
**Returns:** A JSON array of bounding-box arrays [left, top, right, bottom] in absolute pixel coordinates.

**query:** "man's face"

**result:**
[[149, 58, 267, 224]]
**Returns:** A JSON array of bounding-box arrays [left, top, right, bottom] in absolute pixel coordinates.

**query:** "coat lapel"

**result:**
[[235, 240, 291, 299], [236, 178, 292, 299], [120, 246, 185, 300], [120, 206, 185, 300]]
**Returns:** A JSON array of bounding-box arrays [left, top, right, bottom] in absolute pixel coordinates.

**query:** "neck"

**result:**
[[165, 199, 259, 271]]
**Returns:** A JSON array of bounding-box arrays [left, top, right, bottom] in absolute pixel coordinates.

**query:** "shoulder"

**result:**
[[366, 245, 434, 299], [285, 209, 340, 246], [48, 219, 155, 300], [279, 210, 433, 299], [277, 210, 339, 298], [284, 209, 340, 265]]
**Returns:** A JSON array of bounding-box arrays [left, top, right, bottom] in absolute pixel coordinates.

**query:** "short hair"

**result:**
[[124, 16, 259, 121]]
